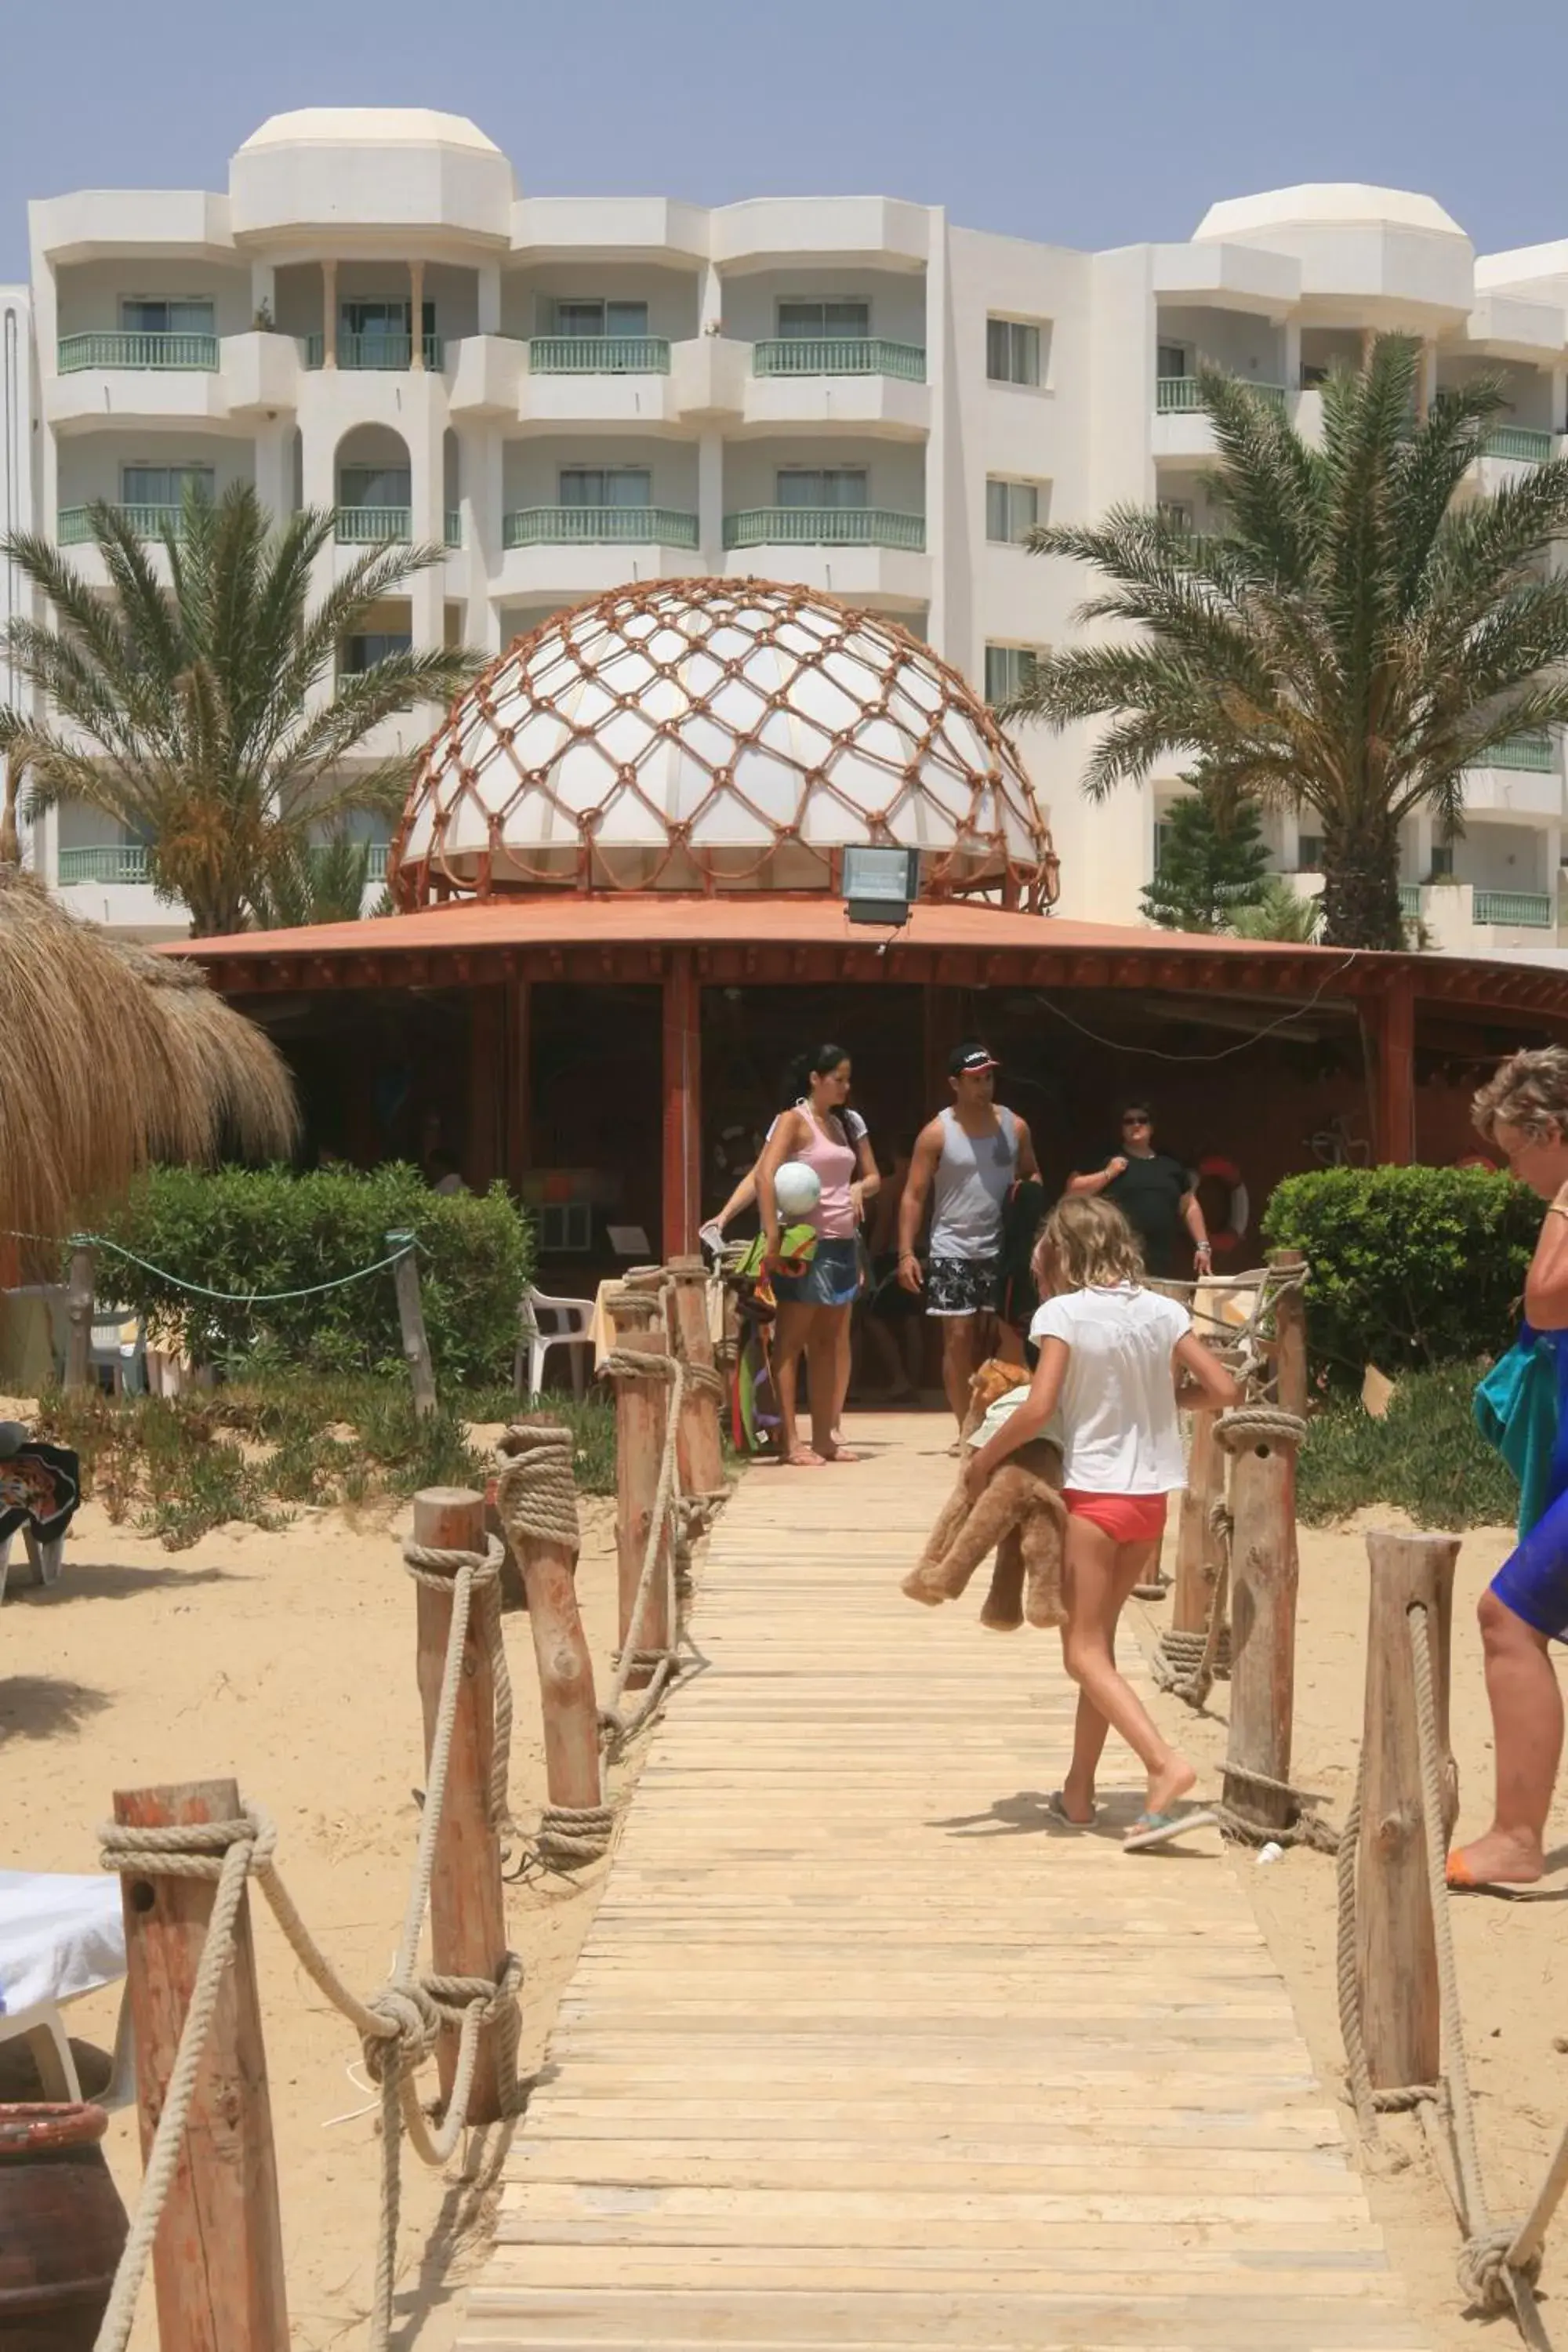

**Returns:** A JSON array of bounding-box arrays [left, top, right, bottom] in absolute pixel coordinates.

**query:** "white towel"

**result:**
[[0, 1869, 125, 2013]]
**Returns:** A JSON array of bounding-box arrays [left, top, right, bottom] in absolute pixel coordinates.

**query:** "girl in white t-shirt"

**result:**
[[964, 1195, 1240, 1848]]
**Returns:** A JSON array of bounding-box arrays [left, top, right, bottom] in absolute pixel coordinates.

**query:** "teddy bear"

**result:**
[[900, 1359, 1068, 1631]]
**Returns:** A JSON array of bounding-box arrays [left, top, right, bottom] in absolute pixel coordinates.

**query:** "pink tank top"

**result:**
[[792, 1105, 858, 1240]]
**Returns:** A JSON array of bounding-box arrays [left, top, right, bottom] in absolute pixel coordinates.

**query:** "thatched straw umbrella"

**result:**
[[0, 866, 296, 1240]]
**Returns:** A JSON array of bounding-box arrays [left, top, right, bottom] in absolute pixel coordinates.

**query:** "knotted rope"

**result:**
[[596, 1338, 691, 1754]]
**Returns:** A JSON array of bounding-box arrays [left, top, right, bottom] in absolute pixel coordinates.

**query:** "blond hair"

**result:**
[[1472, 1047, 1568, 1144], [1032, 1194, 1145, 1294]]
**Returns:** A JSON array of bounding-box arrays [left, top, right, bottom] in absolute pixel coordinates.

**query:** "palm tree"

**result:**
[[1003, 335, 1568, 948], [0, 484, 477, 936], [252, 829, 384, 929], [1228, 876, 1325, 942]]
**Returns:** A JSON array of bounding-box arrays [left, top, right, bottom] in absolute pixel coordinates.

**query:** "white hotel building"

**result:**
[[4, 106, 1568, 949]]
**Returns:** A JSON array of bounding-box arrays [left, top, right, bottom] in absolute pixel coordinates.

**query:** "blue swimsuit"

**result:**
[[1489, 1327, 1568, 1641]]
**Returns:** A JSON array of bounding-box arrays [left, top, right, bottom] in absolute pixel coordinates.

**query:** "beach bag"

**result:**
[[1475, 1329, 1559, 1537]]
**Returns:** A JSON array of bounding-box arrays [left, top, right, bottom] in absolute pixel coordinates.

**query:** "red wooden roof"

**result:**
[[165, 893, 1568, 1022]]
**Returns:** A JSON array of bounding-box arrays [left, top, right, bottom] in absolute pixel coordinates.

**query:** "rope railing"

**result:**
[[3, 1225, 422, 1307], [93, 1526, 524, 2352]]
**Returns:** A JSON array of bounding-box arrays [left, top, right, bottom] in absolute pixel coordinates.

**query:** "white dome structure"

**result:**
[[393, 581, 1058, 908]]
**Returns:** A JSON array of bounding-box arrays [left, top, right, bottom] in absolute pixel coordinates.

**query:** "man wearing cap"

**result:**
[[898, 1044, 1038, 1432]]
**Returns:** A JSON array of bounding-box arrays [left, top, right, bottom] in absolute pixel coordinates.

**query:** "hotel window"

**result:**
[[1157, 498, 1193, 532], [120, 463, 214, 506], [1429, 841, 1455, 879], [559, 467, 652, 508], [1297, 833, 1324, 872], [554, 299, 649, 339], [983, 643, 1041, 706], [1157, 342, 1189, 380], [120, 297, 214, 336], [985, 478, 1039, 544], [343, 632, 412, 674], [776, 467, 868, 509], [777, 299, 869, 339], [986, 317, 1041, 387], [338, 464, 411, 509]]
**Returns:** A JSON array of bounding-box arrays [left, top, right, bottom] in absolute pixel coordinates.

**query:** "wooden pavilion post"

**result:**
[[1269, 1247, 1308, 1420], [1368, 968, 1416, 1166], [606, 1288, 671, 1686], [466, 985, 503, 1189], [505, 975, 531, 1189], [1171, 1407, 1224, 1638], [661, 949, 702, 1261], [1220, 1416, 1303, 1837]]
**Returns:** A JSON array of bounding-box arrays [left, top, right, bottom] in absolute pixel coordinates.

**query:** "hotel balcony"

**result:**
[[503, 505, 699, 550], [58, 844, 151, 886], [528, 335, 672, 376], [1403, 879, 1558, 949], [752, 338, 925, 383], [1461, 733, 1563, 820], [721, 505, 929, 606], [740, 339, 930, 437], [58, 503, 181, 545], [1152, 373, 1287, 462], [59, 331, 219, 373], [335, 506, 412, 545], [723, 506, 925, 552], [303, 332, 445, 371], [495, 504, 703, 597]]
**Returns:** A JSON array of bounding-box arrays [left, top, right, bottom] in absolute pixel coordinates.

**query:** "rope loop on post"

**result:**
[[360, 1983, 441, 2085], [1458, 2223, 1542, 2317], [495, 1420, 582, 1552], [1214, 1404, 1308, 1454], [99, 1803, 277, 1883], [597, 1344, 678, 1385], [401, 1534, 506, 1592]]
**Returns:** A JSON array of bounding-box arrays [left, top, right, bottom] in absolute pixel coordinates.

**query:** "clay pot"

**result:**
[[0, 2102, 129, 2351]]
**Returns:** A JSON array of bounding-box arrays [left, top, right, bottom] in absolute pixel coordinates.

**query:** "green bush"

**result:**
[[1296, 1364, 1519, 1530], [1261, 1165, 1538, 1377], [89, 1165, 532, 1386]]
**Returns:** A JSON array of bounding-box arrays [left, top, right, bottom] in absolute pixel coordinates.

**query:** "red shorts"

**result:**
[[1062, 1490, 1170, 1544]]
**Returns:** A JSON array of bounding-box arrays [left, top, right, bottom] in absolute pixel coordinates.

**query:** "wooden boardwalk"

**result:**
[[464, 1414, 1426, 2350]]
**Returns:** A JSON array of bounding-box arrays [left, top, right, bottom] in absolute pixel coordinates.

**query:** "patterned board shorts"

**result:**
[[926, 1255, 1004, 1319]]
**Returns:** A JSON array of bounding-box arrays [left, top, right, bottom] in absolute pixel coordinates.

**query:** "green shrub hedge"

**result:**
[[90, 1165, 532, 1385], [1261, 1164, 1538, 1377]]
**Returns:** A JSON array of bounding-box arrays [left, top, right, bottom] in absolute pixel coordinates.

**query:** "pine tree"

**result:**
[[1141, 788, 1271, 933]]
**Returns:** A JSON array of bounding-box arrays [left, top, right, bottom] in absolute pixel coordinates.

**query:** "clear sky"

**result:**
[[5, 0, 1566, 281]]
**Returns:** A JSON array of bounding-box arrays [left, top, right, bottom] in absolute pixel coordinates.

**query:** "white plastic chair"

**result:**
[[0, 1984, 134, 2109], [516, 1285, 595, 1402]]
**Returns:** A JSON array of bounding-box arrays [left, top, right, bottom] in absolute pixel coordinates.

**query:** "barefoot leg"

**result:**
[[1060, 1520, 1193, 1817], [1450, 1586, 1562, 1884], [771, 1298, 816, 1465]]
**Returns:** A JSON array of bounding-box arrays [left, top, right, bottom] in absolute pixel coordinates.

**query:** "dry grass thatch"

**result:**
[[0, 867, 297, 1240]]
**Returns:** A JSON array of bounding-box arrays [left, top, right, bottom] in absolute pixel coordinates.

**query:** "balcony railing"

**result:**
[[335, 506, 412, 544], [59, 844, 151, 886], [58, 331, 219, 374], [723, 506, 926, 553], [1483, 426, 1556, 465], [1156, 376, 1287, 413], [527, 336, 671, 376], [1472, 731, 1555, 771], [752, 338, 927, 383], [503, 506, 699, 550], [445, 510, 462, 548], [303, 332, 444, 371], [59, 503, 183, 545], [1475, 889, 1553, 927]]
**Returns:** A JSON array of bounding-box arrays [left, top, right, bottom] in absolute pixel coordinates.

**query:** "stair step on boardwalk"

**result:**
[[462, 1414, 1427, 2350]]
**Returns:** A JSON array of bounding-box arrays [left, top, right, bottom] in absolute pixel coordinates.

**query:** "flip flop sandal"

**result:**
[[1123, 1806, 1220, 1853], [1050, 1791, 1094, 1831]]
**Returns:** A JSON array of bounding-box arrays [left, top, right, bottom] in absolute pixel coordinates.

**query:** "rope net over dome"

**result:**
[[392, 579, 1059, 908]]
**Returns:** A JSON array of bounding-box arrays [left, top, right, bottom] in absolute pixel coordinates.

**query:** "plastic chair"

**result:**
[[516, 1285, 595, 1402], [0, 1985, 132, 2107]]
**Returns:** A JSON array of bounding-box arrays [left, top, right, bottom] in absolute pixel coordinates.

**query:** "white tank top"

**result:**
[[929, 1105, 1018, 1262]]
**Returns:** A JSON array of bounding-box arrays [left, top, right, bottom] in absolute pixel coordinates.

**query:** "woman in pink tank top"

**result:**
[[757, 1041, 880, 1466]]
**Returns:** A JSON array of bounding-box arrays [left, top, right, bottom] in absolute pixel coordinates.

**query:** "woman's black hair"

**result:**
[[782, 1041, 851, 1109]]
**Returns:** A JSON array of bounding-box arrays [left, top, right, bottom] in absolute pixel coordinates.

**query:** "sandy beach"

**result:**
[[5, 1448, 1566, 2349]]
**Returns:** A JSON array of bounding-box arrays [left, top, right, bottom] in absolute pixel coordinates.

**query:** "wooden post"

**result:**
[[410, 1487, 508, 2124], [607, 1289, 671, 1688], [388, 1229, 437, 1418], [504, 975, 531, 1188], [1269, 1247, 1309, 1420], [1357, 1529, 1461, 2089], [1370, 969, 1416, 1167], [660, 949, 702, 1262], [466, 985, 503, 1190], [666, 1252, 724, 1497], [497, 1422, 602, 1810], [113, 1777, 289, 2352], [1221, 1417, 1303, 1835], [65, 1237, 93, 1392], [1171, 1406, 1224, 1636]]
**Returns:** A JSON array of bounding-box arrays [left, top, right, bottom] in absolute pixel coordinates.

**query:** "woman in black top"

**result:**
[[1066, 1102, 1212, 1280]]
